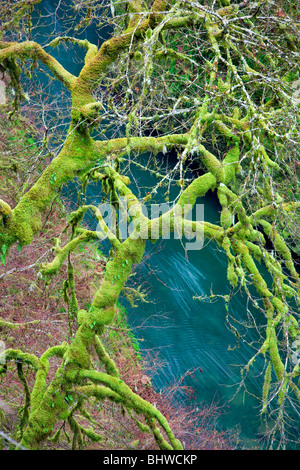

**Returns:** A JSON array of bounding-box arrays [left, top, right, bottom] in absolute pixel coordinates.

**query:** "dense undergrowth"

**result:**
[[0, 105, 236, 450]]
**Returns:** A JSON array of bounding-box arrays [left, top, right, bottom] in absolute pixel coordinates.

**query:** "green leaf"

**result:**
[[2, 244, 7, 255]]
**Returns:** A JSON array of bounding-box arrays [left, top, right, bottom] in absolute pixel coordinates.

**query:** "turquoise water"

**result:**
[[29, 0, 286, 448]]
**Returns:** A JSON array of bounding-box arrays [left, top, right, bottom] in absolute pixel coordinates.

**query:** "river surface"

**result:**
[[29, 0, 279, 449]]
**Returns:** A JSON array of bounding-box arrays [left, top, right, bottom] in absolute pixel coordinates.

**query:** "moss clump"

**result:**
[[223, 145, 240, 185]]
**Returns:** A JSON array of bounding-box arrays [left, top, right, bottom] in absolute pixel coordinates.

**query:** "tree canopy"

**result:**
[[0, 0, 300, 450]]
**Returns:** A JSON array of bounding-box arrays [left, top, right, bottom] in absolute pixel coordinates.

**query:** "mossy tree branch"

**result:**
[[0, 0, 299, 450]]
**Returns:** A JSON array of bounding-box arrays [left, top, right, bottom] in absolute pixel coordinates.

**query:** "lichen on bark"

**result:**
[[0, 0, 299, 450]]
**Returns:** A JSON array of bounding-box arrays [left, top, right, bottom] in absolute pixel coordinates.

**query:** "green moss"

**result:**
[[78, 368, 183, 449], [20, 360, 71, 448], [223, 145, 239, 185], [65, 323, 93, 368], [94, 335, 119, 377], [246, 241, 262, 261], [285, 315, 299, 340], [268, 331, 285, 381], [4, 349, 42, 370], [7, 203, 41, 246], [198, 144, 225, 182], [234, 241, 272, 298], [218, 185, 249, 226], [227, 263, 238, 287], [220, 207, 232, 229], [0, 199, 12, 217], [40, 229, 98, 276], [260, 220, 299, 280], [4, 3, 300, 450]]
